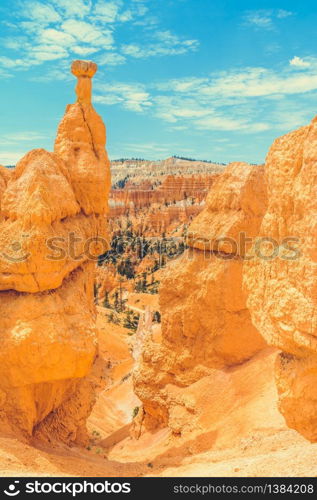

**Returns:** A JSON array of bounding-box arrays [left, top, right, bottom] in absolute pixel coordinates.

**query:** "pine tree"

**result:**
[[142, 272, 147, 292], [114, 291, 120, 311], [103, 291, 110, 308], [93, 283, 100, 304], [123, 310, 139, 331], [153, 311, 161, 323], [123, 310, 133, 329]]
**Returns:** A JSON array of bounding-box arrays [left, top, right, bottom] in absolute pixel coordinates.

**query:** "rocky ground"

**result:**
[[0, 310, 317, 477]]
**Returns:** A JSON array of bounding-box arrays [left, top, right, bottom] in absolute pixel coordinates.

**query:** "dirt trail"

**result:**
[[0, 312, 316, 477]]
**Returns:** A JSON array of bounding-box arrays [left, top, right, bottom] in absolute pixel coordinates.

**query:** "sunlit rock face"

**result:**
[[0, 60, 111, 444], [244, 120, 317, 441], [133, 162, 267, 432]]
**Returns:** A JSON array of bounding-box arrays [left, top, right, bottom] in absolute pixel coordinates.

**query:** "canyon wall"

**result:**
[[0, 60, 110, 444], [133, 162, 267, 432], [109, 174, 219, 237], [110, 174, 217, 211], [133, 120, 317, 444], [244, 119, 317, 441], [111, 157, 225, 187]]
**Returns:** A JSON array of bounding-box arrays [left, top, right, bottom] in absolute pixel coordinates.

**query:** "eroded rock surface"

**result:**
[[0, 60, 110, 444], [244, 119, 317, 441], [133, 162, 267, 431]]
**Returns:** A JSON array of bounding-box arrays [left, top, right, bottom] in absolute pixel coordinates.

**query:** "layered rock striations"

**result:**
[[110, 174, 217, 211], [0, 60, 110, 443], [244, 120, 317, 441], [109, 174, 219, 238], [133, 162, 267, 431], [158, 174, 216, 203], [111, 157, 225, 188]]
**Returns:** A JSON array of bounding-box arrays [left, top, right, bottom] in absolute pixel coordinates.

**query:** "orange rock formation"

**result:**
[[133, 162, 267, 431], [244, 119, 317, 442], [111, 157, 225, 188], [109, 174, 217, 214], [110, 174, 216, 210], [108, 174, 218, 238], [0, 60, 110, 444]]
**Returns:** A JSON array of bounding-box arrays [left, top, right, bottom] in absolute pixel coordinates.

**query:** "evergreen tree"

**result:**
[[93, 283, 100, 304], [152, 259, 160, 272], [107, 311, 121, 325], [135, 280, 143, 292], [114, 291, 120, 311], [123, 310, 139, 331], [153, 311, 161, 323], [103, 291, 110, 308], [141, 272, 147, 291]]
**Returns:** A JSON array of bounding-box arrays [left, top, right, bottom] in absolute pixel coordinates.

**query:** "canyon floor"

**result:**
[[0, 309, 316, 478]]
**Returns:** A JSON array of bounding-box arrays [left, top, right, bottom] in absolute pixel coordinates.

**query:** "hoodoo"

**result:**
[[0, 61, 110, 444]]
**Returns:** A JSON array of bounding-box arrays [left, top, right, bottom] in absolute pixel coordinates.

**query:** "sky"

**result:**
[[1, 0, 317, 165]]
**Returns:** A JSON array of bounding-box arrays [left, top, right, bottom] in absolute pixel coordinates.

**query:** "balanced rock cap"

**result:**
[[71, 60, 98, 78]]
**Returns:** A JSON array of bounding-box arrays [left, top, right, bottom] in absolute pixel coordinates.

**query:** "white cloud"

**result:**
[[22, 2, 61, 23], [197, 117, 269, 132], [152, 95, 268, 132], [191, 66, 317, 99], [61, 19, 114, 47], [277, 9, 293, 19], [0, 68, 12, 78], [94, 0, 121, 22], [72, 45, 99, 55], [119, 10, 133, 22], [33, 44, 69, 61], [244, 9, 294, 30], [271, 108, 312, 130], [29, 67, 72, 82], [93, 0, 141, 24], [0, 56, 30, 68], [123, 142, 172, 154], [194, 116, 250, 131], [95, 82, 152, 112], [155, 77, 208, 92], [0, 133, 50, 165], [0, 132, 48, 143], [289, 56, 311, 69], [20, 21, 44, 33], [40, 28, 75, 46], [122, 31, 199, 58], [0, 152, 25, 165], [93, 57, 317, 134], [244, 10, 274, 30], [2, 37, 28, 50], [50, 0, 91, 18], [0, 0, 197, 78], [97, 52, 126, 66], [121, 44, 142, 57]]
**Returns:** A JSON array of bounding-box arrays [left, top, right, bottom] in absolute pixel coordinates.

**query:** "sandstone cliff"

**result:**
[[108, 174, 219, 239], [244, 119, 317, 442], [0, 60, 110, 444], [111, 157, 225, 187], [110, 174, 217, 211], [133, 162, 267, 432]]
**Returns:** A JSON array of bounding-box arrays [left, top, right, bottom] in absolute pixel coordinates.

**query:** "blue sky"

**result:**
[[1, 0, 317, 165]]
